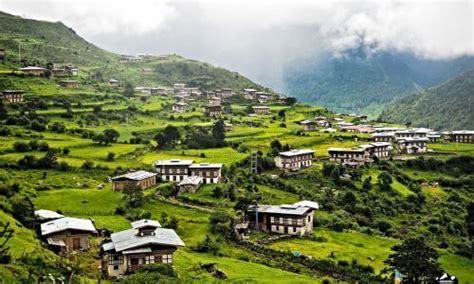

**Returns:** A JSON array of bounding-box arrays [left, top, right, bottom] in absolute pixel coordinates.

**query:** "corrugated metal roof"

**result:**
[[35, 209, 64, 220], [178, 176, 203, 186], [189, 163, 223, 169], [155, 159, 194, 166], [111, 170, 156, 181], [41, 217, 97, 236], [102, 242, 115, 251], [131, 219, 162, 229], [110, 228, 185, 252], [279, 149, 314, 157], [47, 238, 66, 247], [293, 200, 319, 210], [123, 248, 152, 254]]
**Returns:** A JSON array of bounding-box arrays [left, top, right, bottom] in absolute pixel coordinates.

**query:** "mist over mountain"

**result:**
[[282, 49, 474, 115]]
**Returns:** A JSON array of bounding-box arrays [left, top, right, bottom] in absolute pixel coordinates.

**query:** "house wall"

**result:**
[[112, 176, 156, 191], [250, 211, 314, 237], [47, 231, 91, 252], [274, 154, 313, 170], [189, 168, 221, 184], [156, 165, 190, 182]]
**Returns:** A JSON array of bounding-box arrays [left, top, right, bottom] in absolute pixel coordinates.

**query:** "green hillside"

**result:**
[[380, 69, 474, 130]]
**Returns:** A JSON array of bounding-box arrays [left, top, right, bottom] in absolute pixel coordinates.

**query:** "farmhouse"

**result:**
[[108, 79, 120, 87], [189, 163, 223, 184], [340, 125, 375, 133], [20, 66, 47, 76], [247, 200, 319, 236], [315, 116, 330, 127], [300, 120, 317, 131], [253, 106, 270, 115], [328, 147, 371, 167], [119, 55, 143, 63], [41, 217, 97, 252], [373, 127, 404, 133], [111, 170, 157, 191], [0, 48, 5, 59], [222, 88, 233, 98], [276, 95, 287, 104], [204, 104, 222, 117], [101, 219, 184, 277], [178, 176, 203, 194], [172, 102, 187, 113], [1, 90, 25, 103], [274, 149, 315, 171], [155, 159, 194, 182], [372, 132, 394, 142], [243, 88, 257, 100], [427, 132, 442, 143], [361, 142, 392, 159], [59, 79, 79, 88], [173, 83, 186, 92], [396, 137, 429, 154], [256, 92, 269, 103], [208, 96, 222, 106], [442, 130, 474, 143], [394, 128, 430, 138], [52, 65, 79, 77]]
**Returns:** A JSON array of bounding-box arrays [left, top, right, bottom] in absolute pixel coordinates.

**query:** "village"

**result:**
[[0, 44, 473, 283]]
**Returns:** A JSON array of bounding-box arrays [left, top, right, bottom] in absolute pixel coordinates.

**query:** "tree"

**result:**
[[384, 237, 442, 283], [286, 97, 297, 105], [277, 109, 286, 120], [11, 196, 35, 226], [466, 202, 474, 259], [212, 119, 226, 144], [0, 222, 13, 264], [123, 183, 145, 207], [377, 171, 393, 191], [29, 119, 46, 132], [0, 101, 7, 119], [103, 129, 120, 145], [154, 125, 180, 149], [107, 152, 116, 161], [36, 150, 58, 168], [362, 177, 373, 191], [124, 82, 135, 98], [13, 141, 30, 152]]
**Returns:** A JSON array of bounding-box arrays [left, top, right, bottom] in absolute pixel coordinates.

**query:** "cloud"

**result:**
[[0, 0, 472, 87]]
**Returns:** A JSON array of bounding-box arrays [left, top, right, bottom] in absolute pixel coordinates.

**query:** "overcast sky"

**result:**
[[1, 0, 472, 88]]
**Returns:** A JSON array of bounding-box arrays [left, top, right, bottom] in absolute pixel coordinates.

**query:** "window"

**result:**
[[130, 258, 139, 265], [113, 265, 119, 270], [307, 215, 311, 222], [145, 255, 155, 264], [162, 254, 173, 263], [270, 216, 274, 223]]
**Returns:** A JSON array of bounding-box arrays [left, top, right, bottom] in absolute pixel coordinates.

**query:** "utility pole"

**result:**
[[250, 152, 258, 174]]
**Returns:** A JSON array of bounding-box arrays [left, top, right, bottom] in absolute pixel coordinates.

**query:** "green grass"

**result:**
[[429, 143, 474, 156], [362, 169, 413, 197], [140, 147, 247, 166]]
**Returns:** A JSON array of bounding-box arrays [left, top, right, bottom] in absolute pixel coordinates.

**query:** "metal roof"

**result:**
[[370, 142, 392, 147], [250, 204, 312, 216], [47, 238, 66, 247], [131, 219, 162, 229], [41, 217, 97, 236], [178, 176, 203, 186], [189, 163, 223, 169], [396, 137, 430, 143], [293, 200, 319, 209], [35, 209, 64, 220], [155, 159, 194, 166], [109, 227, 185, 252], [300, 120, 316, 125], [123, 247, 152, 254], [279, 149, 315, 157], [328, 147, 367, 153], [111, 170, 156, 181]]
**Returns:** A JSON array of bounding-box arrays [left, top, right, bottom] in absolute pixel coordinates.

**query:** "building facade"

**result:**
[[328, 147, 371, 167], [442, 131, 474, 143], [274, 149, 315, 171], [1, 90, 25, 103], [40, 217, 97, 253], [204, 104, 222, 117], [396, 137, 429, 154], [253, 106, 270, 115], [189, 163, 223, 184], [111, 171, 157, 191], [155, 159, 194, 182]]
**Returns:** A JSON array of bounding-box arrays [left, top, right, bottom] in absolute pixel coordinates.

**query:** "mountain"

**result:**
[[379, 69, 474, 130], [0, 11, 269, 93], [282, 49, 474, 116]]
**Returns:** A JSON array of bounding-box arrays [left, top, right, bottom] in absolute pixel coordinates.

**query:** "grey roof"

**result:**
[[189, 163, 223, 169], [47, 238, 66, 247], [102, 242, 115, 251], [300, 120, 316, 125], [131, 219, 162, 229], [396, 137, 430, 143], [111, 170, 156, 181], [155, 159, 194, 166], [123, 248, 152, 254], [279, 149, 314, 157], [369, 142, 392, 147], [178, 176, 203, 186], [328, 147, 367, 153], [109, 227, 185, 252], [35, 209, 64, 220], [41, 217, 97, 236], [451, 130, 474, 135], [372, 132, 395, 137], [20, 66, 47, 71], [293, 200, 319, 209]]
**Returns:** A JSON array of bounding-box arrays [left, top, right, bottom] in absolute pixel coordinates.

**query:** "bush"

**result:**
[[29, 120, 46, 132], [13, 141, 30, 152], [81, 160, 95, 169], [193, 235, 221, 255]]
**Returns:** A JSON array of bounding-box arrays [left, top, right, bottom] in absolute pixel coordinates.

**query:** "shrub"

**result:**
[[13, 141, 30, 152], [193, 235, 222, 255]]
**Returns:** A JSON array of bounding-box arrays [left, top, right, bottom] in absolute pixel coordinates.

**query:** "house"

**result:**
[[178, 176, 203, 194], [1, 90, 25, 103], [394, 128, 430, 139], [172, 102, 187, 113], [276, 95, 287, 104], [208, 96, 222, 106], [427, 132, 442, 143], [243, 88, 257, 100], [189, 163, 223, 184], [41, 217, 97, 252], [252, 106, 270, 115], [315, 116, 330, 127], [396, 137, 429, 154], [256, 92, 269, 103], [173, 83, 186, 92], [111, 170, 157, 191], [300, 120, 317, 131], [155, 159, 194, 182], [204, 104, 222, 117], [442, 130, 474, 143], [108, 79, 120, 87], [52, 65, 79, 77], [101, 219, 184, 277], [20, 66, 47, 76], [119, 55, 143, 63], [247, 200, 319, 236], [59, 80, 79, 88], [35, 209, 64, 222], [0, 48, 5, 59], [274, 149, 315, 171], [328, 147, 371, 167], [340, 125, 375, 133], [176, 94, 190, 102], [373, 127, 404, 133], [372, 132, 395, 142], [222, 88, 233, 98], [361, 142, 392, 159]]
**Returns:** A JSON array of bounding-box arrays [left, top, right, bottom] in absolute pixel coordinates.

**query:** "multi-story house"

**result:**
[[243, 88, 257, 100], [372, 132, 395, 142], [274, 149, 315, 171], [361, 142, 392, 159], [172, 102, 187, 113], [300, 120, 317, 131], [204, 104, 222, 117], [328, 147, 371, 167], [189, 163, 223, 184], [101, 219, 184, 278], [252, 106, 270, 115], [442, 130, 474, 143], [247, 200, 319, 236], [155, 159, 194, 182], [1, 90, 25, 103], [396, 137, 429, 154]]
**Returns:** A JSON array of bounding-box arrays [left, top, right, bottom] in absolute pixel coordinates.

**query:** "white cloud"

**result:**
[[0, 0, 472, 86]]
